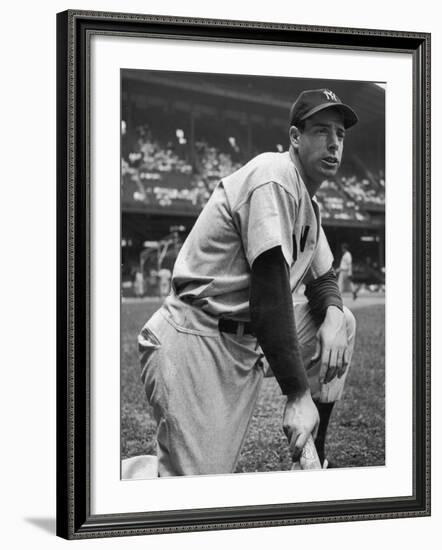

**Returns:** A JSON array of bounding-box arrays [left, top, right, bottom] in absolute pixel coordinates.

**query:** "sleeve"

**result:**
[[250, 246, 309, 396], [304, 226, 334, 283], [234, 182, 297, 268], [304, 268, 343, 325]]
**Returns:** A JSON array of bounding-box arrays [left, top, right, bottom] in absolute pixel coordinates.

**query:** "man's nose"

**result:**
[[328, 134, 339, 151]]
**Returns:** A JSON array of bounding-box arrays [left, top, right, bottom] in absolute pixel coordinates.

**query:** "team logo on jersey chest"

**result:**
[[292, 225, 310, 263]]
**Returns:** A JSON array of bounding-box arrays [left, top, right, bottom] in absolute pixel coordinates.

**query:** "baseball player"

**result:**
[[337, 243, 354, 294], [157, 267, 172, 299], [138, 89, 358, 476]]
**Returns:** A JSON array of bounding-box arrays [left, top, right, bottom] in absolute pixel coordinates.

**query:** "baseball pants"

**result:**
[[138, 294, 356, 476]]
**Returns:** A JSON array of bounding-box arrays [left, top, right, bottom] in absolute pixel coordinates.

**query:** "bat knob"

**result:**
[[291, 435, 322, 470]]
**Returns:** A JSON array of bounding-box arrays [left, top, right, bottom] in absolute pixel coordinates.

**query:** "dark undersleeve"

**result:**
[[250, 246, 309, 396], [304, 268, 343, 325]]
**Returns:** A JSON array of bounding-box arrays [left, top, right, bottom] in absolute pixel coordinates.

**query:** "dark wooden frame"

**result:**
[[56, 9, 431, 540]]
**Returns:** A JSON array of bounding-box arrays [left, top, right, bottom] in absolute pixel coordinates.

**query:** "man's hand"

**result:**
[[283, 391, 319, 462], [312, 306, 349, 385]]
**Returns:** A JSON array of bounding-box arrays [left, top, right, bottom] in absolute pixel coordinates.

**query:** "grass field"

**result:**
[[121, 299, 385, 471]]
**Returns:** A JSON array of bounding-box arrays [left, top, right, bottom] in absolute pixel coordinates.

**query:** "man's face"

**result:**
[[292, 109, 346, 184]]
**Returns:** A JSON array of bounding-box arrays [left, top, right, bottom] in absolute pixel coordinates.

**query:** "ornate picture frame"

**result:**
[[56, 10, 430, 539]]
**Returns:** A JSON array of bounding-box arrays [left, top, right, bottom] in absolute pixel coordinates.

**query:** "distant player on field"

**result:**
[[157, 267, 172, 299], [337, 243, 354, 295], [138, 89, 358, 476]]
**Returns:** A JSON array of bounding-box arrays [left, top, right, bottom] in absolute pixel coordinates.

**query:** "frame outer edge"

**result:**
[[66, 8, 78, 540], [424, 32, 431, 516], [56, 10, 431, 538], [67, 9, 429, 39], [56, 10, 69, 540]]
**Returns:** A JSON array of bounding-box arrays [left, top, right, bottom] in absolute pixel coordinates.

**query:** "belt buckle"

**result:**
[[236, 322, 245, 337]]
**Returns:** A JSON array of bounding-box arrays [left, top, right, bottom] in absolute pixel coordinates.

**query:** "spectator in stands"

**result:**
[[339, 173, 385, 206], [123, 120, 385, 217]]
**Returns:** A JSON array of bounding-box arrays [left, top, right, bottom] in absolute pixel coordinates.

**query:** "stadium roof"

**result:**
[[123, 70, 385, 126]]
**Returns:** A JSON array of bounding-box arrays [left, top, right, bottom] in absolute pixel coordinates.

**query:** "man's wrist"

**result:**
[[325, 304, 344, 320], [326, 304, 344, 313], [304, 268, 343, 324], [286, 388, 311, 402], [278, 374, 309, 397]]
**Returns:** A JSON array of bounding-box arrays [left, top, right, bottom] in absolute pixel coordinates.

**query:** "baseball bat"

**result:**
[[291, 435, 322, 470]]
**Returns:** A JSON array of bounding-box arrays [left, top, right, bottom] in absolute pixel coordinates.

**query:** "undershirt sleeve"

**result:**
[[304, 268, 343, 325], [250, 246, 309, 397]]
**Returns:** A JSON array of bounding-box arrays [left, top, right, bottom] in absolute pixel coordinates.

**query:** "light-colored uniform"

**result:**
[[133, 271, 144, 297], [157, 268, 171, 298], [338, 250, 353, 293], [138, 151, 356, 476]]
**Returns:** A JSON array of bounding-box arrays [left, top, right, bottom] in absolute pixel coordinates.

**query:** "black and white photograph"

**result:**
[[1, 0, 438, 546], [53, 7, 431, 541], [120, 70, 386, 479]]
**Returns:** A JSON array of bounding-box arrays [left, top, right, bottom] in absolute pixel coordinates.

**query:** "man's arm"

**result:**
[[250, 246, 308, 396], [250, 245, 319, 459], [304, 269, 349, 383], [304, 267, 343, 325]]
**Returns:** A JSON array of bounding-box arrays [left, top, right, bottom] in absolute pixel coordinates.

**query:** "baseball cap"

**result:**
[[289, 88, 358, 129]]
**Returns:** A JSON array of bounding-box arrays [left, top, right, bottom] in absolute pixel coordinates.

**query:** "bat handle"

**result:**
[[291, 435, 322, 470]]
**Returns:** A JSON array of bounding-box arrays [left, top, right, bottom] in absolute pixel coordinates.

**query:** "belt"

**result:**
[[218, 318, 255, 337]]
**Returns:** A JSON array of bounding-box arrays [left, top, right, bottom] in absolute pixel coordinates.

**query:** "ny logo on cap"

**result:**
[[323, 90, 338, 102]]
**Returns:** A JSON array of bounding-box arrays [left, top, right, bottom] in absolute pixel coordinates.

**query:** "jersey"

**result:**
[[157, 268, 171, 294], [171, 151, 334, 321], [339, 250, 353, 276]]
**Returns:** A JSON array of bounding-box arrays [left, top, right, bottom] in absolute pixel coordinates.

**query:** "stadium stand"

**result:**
[[122, 125, 245, 209], [122, 125, 384, 218], [339, 173, 385, 208], [121, 71, 385, 296]]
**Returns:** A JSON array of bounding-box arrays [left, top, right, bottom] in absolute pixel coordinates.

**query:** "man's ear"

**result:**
[[289, 125, 301, 149]]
